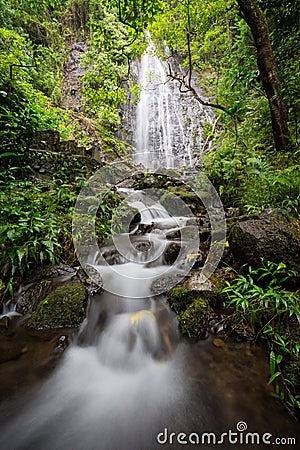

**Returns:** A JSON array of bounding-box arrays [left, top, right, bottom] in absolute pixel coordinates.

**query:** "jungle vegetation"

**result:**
[[0, 0, 299, 414]]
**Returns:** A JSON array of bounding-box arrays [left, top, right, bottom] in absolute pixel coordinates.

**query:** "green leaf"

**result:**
[[269, 350, 276, 376], [16, 247, 25, 264], [0, 152, 19, 157], [268, 371, 281, 384]]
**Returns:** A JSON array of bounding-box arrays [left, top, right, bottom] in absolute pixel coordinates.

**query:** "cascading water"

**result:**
[[1, 36, 299, 450], [0, 189, 201, 450], [134, 36, 214, 169]]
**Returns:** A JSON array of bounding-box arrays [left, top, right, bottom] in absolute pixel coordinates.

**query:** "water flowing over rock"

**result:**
[[130, 36, 214, 169]]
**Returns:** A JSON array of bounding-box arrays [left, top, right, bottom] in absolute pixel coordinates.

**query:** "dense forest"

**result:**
[[0, 0, 299, 425]]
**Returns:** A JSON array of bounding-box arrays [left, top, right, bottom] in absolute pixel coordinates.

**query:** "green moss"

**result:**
[[160, 192, 187, 216], [178, 299, 213, 338], [160, 188, 205, 215], [27, 281, 87, 330], [174, 188, 203, 210], [167, 286, 204, 314]]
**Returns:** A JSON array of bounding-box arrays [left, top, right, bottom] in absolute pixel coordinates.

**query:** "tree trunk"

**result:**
[[236, 0, 290, 151]]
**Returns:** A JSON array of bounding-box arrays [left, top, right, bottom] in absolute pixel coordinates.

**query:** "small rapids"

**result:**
[[1, 187, 299, 450], [0, 37, 299, 450], [0, 190, 193, 450]]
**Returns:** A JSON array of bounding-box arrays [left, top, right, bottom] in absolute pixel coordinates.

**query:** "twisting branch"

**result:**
[[166, 61, 230, 114], [118, 0, 138, 31], [164, 0, 233, 116]]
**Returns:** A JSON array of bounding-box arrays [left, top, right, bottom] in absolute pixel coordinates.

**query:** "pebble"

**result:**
[[213, 337, 225, 348]]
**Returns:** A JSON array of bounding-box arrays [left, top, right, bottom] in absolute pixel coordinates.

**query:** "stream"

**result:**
[[0, 37, 299, 449]]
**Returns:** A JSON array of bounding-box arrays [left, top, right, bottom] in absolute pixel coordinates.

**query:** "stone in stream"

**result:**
[[77, 264, 103, 296], [15, 264, 77, 315], [16, 280, 54, 315], [151, 274, 183, 295], [167, 286, 208, 314], [178, 299, 215, 339], [54, 335, 69, 354], [213, 337, 225, 348], [27, 281, 87, 330], [164, 242, 181, 264]]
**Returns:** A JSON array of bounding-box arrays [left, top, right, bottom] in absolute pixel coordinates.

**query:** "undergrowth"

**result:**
[[222, 261, 300, 416]]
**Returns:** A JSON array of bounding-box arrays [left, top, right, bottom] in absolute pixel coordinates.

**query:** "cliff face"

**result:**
[[61, 42, 87, 113], [120, 40, 215, 168]]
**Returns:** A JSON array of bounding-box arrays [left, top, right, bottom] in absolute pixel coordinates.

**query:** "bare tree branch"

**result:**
[[166, 61, 231, 114]]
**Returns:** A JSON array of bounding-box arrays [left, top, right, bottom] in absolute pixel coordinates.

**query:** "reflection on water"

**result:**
[[0, 302, 299, 450], [1, 186, 299, 449]]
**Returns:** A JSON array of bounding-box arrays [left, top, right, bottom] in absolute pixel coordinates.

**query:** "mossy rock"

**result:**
[[178, 299, 213, 338], [27, 281, 87, 330], [111, 203, 140, 234], [174, 188, 205, 214], [133, 172, 182, 190], [167, 286, 204, 314], [228, 211, 300, 282], [184, 272, 226, 306], [160, 192, 192, 216]]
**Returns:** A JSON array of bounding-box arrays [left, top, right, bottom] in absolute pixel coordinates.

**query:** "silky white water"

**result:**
[[134, 36, 214, 169], [1, 37, 299, 450], [0, 186, 194, 450]]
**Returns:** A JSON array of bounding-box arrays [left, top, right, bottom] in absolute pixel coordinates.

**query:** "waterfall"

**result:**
[[134, 36, 214, 169]]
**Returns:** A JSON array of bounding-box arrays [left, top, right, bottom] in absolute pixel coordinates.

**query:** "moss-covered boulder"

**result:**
[[184, 271, 225, 305], [178, 299, 213, 338], [27, 281, 87, 330], [229, 211, 300, 282], [167, 286, 204, 314], [160, 191, 191, 216], [173, 188, 205, 215]]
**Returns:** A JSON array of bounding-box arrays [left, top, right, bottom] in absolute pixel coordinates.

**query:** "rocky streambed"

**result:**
[[0, 172, 299, 405]]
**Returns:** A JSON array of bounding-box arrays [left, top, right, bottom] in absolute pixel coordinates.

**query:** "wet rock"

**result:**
[[213, 337, 225, 348], [135, 222, 155, 234], [16, 264, 77, 315], [160, 191, 192, 217], [27, 281, 87, 330], [173, 188, 206, 215], [183, 271, 225, 305], [16, 280, 53, 315], [151, 275, 182, 295], [166, 229, 181, 240], [167, 286, 206, 314], [229, 211, 300, 282], [132, 171, 182, 190], [40, 263, 77, 280], [54, 335, 69, 354], [77, 265, 103, 296], [184, 272, 214, 291], [0, 316, 10, 329], [164, 242, 181, 264], [178, 299, 215, 338]]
